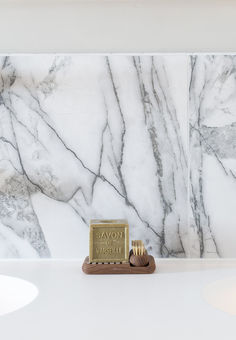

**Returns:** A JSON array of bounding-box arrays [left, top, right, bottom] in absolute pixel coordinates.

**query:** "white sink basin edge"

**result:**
[[0, 275, 38, 316]]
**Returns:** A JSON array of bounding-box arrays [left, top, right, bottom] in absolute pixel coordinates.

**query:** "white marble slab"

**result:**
[[0, 54, 235, 258], [189, 55, 236, 258]]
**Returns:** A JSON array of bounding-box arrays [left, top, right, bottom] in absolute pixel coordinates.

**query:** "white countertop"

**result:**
[[0, 259, 236, 340]]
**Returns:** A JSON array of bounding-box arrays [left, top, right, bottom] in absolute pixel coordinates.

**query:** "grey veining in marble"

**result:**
[[0, 54, 235, 258], [189, 55, 236, 258]]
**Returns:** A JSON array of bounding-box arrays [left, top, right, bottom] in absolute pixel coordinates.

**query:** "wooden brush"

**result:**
[[130, 240, 149, 267]]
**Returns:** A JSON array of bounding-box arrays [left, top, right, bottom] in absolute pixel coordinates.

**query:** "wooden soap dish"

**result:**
[[82, 253, 156, 275]]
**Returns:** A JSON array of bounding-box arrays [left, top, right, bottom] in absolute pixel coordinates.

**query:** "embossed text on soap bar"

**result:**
[[89, 220, 129, 263]]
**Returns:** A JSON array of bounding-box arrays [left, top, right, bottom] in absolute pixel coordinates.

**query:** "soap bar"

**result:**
[[89, 219, 129, 263]]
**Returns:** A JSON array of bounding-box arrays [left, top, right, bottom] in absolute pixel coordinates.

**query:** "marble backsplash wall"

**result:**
[[0, 54, 235, 258], [189, 55, 236, 258]]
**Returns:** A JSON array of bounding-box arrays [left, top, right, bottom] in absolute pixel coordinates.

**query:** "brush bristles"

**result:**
[[132, 240, 147, 256]]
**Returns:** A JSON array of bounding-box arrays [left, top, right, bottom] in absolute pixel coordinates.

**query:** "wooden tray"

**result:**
[[82, 255, 156, 274]]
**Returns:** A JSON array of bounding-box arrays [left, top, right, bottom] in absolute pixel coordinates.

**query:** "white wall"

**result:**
[[0, 0, 235, 53]]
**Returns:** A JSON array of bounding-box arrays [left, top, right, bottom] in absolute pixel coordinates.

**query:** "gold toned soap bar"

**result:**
[[89, 219, 129, 263]]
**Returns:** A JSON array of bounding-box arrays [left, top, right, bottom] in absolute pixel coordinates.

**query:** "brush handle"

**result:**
[[129, 250, 149, 267]]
